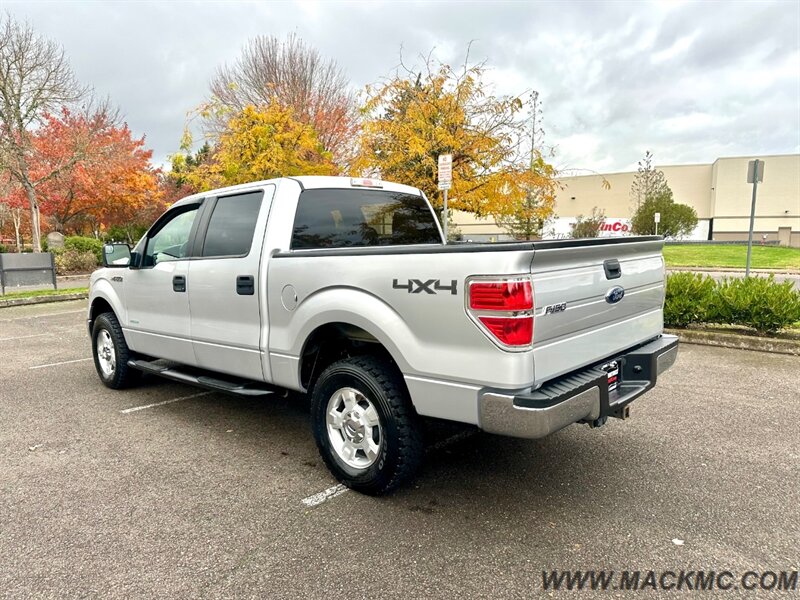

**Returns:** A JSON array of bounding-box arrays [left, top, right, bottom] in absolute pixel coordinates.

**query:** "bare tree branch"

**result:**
[[207, 33, 358, 168], [0, 13, 90, 251]]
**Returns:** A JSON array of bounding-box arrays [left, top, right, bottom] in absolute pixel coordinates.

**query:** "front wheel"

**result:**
[[92, 312, 140, 389], [310, 356, 424, 495]]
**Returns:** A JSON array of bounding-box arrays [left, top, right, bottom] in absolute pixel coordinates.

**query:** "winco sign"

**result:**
[[544, 217, 632, 239], [598, 219, 631, 234]]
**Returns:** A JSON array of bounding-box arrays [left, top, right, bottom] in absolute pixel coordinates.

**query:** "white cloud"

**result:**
[[3, 0, 798, 173]]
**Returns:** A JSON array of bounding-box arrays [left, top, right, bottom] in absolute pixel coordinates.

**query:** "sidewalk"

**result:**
[[1, 273, 91, 294]]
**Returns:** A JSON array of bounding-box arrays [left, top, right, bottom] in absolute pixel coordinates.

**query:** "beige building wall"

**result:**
[[555, 164, 714, 219], [451, 209, 509, 239], [709, 154, 800, 238], [450, 153, 800, 246]]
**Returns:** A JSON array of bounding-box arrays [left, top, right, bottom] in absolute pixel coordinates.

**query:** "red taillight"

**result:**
[[467, 278, 534, 349], [469, 281, 533, 311], [478, 316, 533, 346]]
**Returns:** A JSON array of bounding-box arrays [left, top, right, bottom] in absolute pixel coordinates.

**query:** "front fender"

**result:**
[[88, 276, 127, 330]]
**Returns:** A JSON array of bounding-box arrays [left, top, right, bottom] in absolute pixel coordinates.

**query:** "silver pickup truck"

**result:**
[[90, 176, 677, 494]]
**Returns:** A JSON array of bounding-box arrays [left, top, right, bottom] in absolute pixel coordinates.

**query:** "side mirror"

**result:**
[[103, 243, 132, 268]]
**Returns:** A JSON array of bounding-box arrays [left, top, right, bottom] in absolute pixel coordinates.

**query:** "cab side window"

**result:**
[[201, 191, 264, 257], [143, 206, 200, 267]]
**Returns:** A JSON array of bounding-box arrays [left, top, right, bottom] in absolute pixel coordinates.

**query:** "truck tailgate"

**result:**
[[529, 237, 665, 385]]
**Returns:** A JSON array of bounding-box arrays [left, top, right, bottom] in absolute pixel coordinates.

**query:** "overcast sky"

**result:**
[[4, 0, 799, 173]]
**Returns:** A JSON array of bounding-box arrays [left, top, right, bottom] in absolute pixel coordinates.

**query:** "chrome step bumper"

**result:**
[[478, 335, 679, 439]]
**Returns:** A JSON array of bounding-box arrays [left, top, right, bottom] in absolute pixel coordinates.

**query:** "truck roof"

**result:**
[[171, 176, 424, 208]]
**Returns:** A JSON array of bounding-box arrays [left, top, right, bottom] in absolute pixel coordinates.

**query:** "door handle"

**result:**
[[173, 275, 186, 292], [237, 275, 254, 296]]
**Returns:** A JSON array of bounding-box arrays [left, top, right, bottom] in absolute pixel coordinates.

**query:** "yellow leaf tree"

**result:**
[[353, 53, 557, 225], [172, 103, 335, 192]]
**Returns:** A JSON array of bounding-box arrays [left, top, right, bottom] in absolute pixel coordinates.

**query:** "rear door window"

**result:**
[[201, 191, 264, 257], [291, 189, 441, 249]]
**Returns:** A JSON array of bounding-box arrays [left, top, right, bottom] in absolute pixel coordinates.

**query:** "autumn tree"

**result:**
[[0, 174, 25, 251], [28, 107, 158, 238], [354, 51, 557, 228], [208, 34, 358, 167], [169, 141, 212, 193], [172, 104, 335, 191], [0, 15, 89, 251]]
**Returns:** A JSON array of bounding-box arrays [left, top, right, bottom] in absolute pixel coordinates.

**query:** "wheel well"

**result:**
[[89, 297, 114, 329], [300, 323, 396, 390]]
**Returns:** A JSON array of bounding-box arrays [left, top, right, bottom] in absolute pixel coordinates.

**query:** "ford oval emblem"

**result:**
[[605, 286, 625, 304]]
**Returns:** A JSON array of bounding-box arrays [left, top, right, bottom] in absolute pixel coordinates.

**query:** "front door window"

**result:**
[[144, 207, 199, 267]]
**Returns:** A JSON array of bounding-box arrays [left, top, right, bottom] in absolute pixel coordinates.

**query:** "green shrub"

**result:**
[[54, 249, 98, 275], [664, 272, 800, 334], [0, 244, 7, 253], [709, 276, 800, 334], [663, 272, 716, 327], [64, 236, 104, 263]]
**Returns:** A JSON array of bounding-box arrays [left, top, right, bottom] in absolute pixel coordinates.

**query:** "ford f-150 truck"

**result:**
[[90, 176, 677, 494]]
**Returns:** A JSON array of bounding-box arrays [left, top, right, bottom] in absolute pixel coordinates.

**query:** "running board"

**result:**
[[127, 359, 278, 398]]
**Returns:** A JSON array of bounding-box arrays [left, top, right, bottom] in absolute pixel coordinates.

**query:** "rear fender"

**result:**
[[269, 287, 417, 389]]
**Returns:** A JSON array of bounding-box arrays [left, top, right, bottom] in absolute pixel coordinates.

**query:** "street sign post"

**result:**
[[654, 212, 660, 236], [438, 154, 452, 242], [745, 159, 764, 276]]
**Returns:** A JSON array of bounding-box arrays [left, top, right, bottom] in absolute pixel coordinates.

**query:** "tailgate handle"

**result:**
[[604, 259, 622, 280], [236, 275, 255, 295]]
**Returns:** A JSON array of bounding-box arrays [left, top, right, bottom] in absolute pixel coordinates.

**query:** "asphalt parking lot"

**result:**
[[1, 300, 798, 598]]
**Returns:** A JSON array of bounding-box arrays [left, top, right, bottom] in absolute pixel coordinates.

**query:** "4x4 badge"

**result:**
[[393, 279, 457, 295]]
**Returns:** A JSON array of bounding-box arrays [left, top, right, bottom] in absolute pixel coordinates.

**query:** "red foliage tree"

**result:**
[[30, 108, 160, 237]]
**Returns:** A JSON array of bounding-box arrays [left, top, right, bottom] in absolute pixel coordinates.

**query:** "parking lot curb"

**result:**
[[0, 292, 88, 308], [666, 328, 800, 356]]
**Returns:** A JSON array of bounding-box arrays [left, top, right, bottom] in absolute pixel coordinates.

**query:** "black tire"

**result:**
[[310, 355, 423, 495], [91, 312, 140, 389]]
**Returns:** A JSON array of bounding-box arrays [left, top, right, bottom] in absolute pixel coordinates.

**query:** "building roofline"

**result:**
[[557, 153, 799, 181]]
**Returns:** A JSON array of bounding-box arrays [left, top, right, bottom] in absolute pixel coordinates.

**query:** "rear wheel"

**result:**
[[310, 355, 423, 495], [92, 312, 140, 389]]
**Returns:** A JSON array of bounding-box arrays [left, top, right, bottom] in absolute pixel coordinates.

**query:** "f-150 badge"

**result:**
[[544, 302, 567, 314], [393, 279, 457, 295]]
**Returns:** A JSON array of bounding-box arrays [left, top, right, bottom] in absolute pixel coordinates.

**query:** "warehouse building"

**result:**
[[453, 153, 800, 247]]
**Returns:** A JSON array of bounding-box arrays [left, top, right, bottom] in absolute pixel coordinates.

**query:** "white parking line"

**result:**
[[0, 333, 50, 342], [120, 391, 213, 414], [300, 430, 477, 508], [29, 357, 92, 370], [0, 309, 85, 322], [301, 484, 348, 508]]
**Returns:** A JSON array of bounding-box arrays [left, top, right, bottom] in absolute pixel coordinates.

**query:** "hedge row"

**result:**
[[664, 272, 800, 334]]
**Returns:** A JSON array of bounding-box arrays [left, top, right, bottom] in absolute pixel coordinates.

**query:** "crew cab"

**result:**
[[90, 176, 677, 494]]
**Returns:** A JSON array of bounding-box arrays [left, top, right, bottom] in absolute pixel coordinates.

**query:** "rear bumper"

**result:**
[[478, 334, 678, 439]]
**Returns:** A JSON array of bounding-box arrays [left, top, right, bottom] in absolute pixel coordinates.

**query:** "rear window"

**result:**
[[202, 191, 264, 257], [291, 189, 441, 249]]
